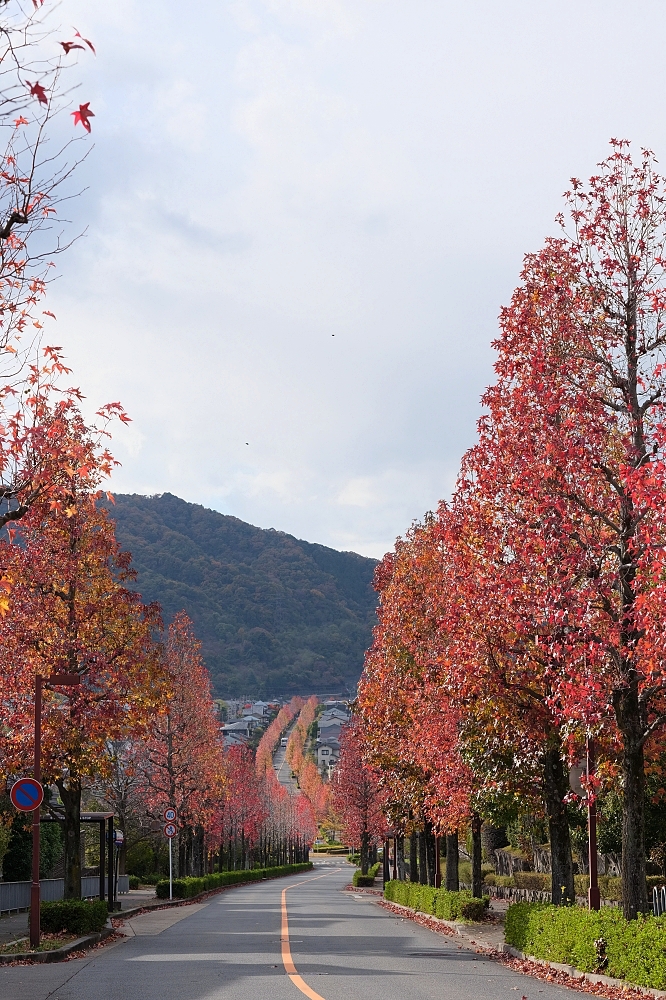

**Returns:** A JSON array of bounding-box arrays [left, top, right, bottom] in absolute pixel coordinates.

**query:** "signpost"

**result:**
[[164, 813, 177, 900], [10, 778, 44, 812], [23, 672, 80, 948]]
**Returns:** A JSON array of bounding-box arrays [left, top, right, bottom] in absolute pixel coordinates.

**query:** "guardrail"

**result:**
[[0, 875, 129, 914]]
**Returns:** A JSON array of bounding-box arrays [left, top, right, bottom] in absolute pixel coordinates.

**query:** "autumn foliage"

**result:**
[[357, 141, 666, 918]]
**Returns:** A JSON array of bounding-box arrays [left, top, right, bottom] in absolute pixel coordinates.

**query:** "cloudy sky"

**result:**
[[44, 0, 666, 557]]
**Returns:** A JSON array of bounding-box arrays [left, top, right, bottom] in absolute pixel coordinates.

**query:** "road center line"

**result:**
[[281, 869, 342, 1000]]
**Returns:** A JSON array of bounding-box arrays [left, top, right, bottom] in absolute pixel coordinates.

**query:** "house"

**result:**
[[318, 719, 344, 742], [221, 718, 252, 739], [319, 708, 348, 723], [317, 738, 341, 778]]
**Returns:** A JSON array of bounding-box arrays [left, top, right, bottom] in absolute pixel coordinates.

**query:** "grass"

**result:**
[[0, 932, 79, 955]]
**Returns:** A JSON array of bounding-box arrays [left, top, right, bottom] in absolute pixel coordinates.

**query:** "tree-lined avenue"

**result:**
[[1, 865, 575, 1000]]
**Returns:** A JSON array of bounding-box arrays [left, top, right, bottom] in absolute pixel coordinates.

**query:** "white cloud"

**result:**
[[42, 0, 666, 558]]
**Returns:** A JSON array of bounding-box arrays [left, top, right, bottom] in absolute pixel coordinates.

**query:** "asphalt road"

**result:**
[[272, 725, 299, 793], [0, 864, 577, 1000]]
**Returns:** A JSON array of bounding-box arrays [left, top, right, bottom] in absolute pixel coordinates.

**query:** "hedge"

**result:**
[[155, 862, 313, 899], [505, 902, 666, 990], [384, 880, 489, 922], [40, 899, 108, 935], [353, 862, 381, 888]]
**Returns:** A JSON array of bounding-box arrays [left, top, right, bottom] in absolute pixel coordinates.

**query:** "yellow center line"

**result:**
[[281, 868, 342, 1000]]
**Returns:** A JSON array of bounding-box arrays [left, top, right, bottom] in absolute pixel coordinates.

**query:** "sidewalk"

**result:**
[[0, 888, 155, 946]]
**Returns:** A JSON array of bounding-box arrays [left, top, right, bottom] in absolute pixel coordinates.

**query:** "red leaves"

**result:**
[[73, 29, 96, 54], [72, 103, 94, 133], [332, 719, 388, 847], [26, 80, 48, 105], [59, 41, 84, 55]]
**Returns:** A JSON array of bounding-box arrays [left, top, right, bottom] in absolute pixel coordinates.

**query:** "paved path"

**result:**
[[0, 864, 576, 1000], [273, 722, 299, 793]]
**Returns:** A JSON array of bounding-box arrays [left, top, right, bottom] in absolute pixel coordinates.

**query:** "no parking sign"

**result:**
[[10, 778, 43, 812]]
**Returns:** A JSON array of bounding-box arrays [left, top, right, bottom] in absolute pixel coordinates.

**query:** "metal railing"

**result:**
[[653, 884, 666, 916], [0, 875, 129, 914]]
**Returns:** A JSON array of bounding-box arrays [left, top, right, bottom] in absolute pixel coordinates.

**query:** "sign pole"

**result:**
[[587, 736, 600, 911], [30, 675, 42, 949], [169, 837, 173, 901]]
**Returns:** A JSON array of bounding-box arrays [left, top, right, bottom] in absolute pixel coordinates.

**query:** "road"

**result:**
[[1, 863, 579, 1000], [272, 725, 299, 793]]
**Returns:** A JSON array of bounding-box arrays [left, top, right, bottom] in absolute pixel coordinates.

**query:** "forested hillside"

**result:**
[[108, 494, 378, 698]]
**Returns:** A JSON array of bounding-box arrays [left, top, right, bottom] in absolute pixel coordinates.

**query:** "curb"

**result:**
[[0, 927, 114, 965], [501, 945, 666, 999]]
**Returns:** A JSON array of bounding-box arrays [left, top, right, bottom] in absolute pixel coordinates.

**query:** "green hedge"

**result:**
[[505, 902, 666, 990], [353, 864, 380, 887], [384, 880, 489, 922], [40, 899, 108, 935], [128, 875, 141, 890], [155, 863, 313, 899]]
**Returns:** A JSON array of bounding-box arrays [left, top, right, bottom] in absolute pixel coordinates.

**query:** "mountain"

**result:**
[[108, 493, 379, 698]]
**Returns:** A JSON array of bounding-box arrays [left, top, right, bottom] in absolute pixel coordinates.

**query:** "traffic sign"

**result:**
[[10, 778, 44, 812], [114, 829, 124, 845], [164, 807, 176, 822], [164, 823, 177, 838]]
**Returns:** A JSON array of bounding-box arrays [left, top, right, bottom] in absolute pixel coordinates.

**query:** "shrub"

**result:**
[[505, 902, 666, 990], [40, 899, 108, 935], [353, 872, 376, 887], [513, 872, 550, 891], [484, 874, 514, 887], [128, 875, 140, 890], [155, 863, 313, 899], [383, 881, 488, 922], [460, 899, 486, 921]]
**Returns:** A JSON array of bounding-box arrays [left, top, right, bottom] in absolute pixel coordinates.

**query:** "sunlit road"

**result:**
[[272, 724, 299, 793], [1, 864, 580, 1000]]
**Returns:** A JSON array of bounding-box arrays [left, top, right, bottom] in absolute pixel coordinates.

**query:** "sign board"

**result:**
[[114, 829, 124, 845], [164, 808, 176, 822], [164, 822, 177, 839], [10, 777, 44, 812]]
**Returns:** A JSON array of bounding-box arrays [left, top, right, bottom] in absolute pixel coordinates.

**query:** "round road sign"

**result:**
[[164, 807, 176, 823], [164, 822, 177, 838], [10, 777, 43, 812]]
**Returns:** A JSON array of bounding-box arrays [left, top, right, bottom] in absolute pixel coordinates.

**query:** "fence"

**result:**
[[0, 875, 129, 915]]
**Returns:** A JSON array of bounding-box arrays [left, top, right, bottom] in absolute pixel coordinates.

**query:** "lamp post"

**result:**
[[30, 672, 81, 948]]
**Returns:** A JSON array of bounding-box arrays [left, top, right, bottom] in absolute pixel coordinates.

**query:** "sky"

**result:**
[[39, 0, 666, 558]]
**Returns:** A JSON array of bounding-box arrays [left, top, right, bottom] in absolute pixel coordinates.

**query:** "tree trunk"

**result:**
[[543, 742, 575, 906], [445, 832, 459, 891], [409, 834, 418, 882], [471, 813, 483, 899], [360, 830, 370, 875], [396, 835, 405, 880], [418, 830, 428, 885], [425, 822, 436, 886], [56, 777, 81, 900], [615, 682, 648, 918]]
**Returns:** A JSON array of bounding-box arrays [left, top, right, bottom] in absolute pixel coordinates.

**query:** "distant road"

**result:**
[[0, 864, 581, 1000], [272, 721, 300, 793]]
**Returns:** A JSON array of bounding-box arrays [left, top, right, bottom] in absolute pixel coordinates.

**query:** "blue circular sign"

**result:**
[[10, 777, 43, 812]]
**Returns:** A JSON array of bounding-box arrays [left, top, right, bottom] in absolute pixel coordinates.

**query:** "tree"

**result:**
[[221, 744, 266, 870], [332, 719, 387, 875], [0, 479, 164, 897], [136, 613, 225, 878], [461, 143, 666, 917], [0, 3, 98, 528]]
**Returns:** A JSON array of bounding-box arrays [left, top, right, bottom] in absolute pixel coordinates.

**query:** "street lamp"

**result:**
[[29, 672, 81, 948]]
